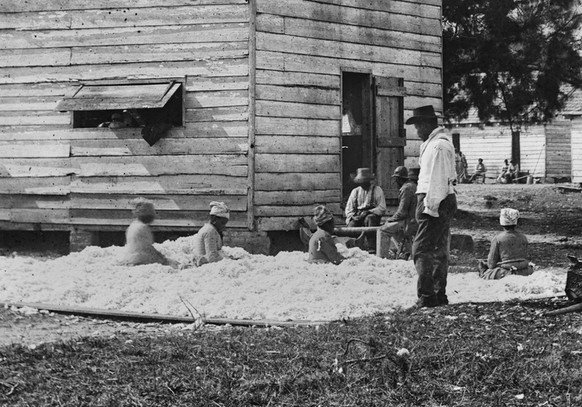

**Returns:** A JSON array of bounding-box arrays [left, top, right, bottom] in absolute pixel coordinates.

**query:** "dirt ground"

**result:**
[[2, 182, 581, 347]]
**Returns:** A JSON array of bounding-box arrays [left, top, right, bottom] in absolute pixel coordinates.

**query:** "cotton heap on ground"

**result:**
[[0, 235, 566, 321]]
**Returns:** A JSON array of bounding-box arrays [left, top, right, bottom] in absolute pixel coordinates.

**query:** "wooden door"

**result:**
[[374, 76, 406, 206]]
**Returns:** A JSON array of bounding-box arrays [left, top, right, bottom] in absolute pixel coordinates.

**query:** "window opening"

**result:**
[[56, 81, 183, 146]]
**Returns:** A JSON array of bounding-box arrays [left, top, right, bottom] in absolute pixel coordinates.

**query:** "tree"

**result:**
[[443, 0, 582, 163]]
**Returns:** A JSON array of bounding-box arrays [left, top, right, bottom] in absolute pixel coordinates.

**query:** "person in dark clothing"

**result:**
[[308, 205, 345, 265], [377, 166, 417, 259], [478, 208, 534, 279]]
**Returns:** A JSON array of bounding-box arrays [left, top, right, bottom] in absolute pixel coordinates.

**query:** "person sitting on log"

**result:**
[[468, 158, 487, 183], [308, 205, 345, 265], [508, 159, 520, 183], [478, 208, 534, 279], [120, 198, 177, 267], [190, 201, 230, 266], [377, 166, 418, 260], [344, 167, 386, 251]]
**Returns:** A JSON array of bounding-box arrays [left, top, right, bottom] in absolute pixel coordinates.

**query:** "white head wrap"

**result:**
[[500, 208, 519, 226], [209, 201, 230, 219]]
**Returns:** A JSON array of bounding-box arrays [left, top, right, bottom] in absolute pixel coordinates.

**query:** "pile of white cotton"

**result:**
[[0, 235, 567, 321]]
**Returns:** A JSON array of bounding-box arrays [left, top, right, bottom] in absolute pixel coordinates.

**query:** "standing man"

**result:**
[[377, 166, 417, 259], [345, 167, 386, 251], [406, 105, 457, 308]]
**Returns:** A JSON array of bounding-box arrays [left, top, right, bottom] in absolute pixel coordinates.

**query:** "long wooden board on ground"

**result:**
[[1, 301, 329, 328]]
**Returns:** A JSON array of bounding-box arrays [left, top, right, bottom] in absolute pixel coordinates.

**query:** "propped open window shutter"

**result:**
[[55, 82, 181, 111]]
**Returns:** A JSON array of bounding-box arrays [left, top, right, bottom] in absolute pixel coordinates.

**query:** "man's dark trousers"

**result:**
[[412, 193, 457, 305]]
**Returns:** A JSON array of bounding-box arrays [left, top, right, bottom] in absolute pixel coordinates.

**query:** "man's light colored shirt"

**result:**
[[345, 185, 386, 224], [416, 127, 456, 217]]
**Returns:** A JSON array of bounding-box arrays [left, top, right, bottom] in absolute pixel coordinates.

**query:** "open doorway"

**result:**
[[341, 72, 372, 206]]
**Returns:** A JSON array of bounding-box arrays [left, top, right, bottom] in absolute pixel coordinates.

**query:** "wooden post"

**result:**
[[512, 130, 521, 166], [247, 0, 257, 231]]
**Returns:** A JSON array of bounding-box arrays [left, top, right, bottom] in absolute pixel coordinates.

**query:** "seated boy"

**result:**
[[190, 201, 230, 266], [478, 208, 534, 279], [308, 205, 345, 265], [120, 198, 176, 267]]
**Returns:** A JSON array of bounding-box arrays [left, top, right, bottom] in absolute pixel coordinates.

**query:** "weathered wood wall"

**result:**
[[571, 118, 582, 183], [0, 0, 251, 231], [253, 0, 443, 230], [545, 120, 571, 180]]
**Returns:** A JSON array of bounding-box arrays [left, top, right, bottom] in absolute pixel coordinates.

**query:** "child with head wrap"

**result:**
[[478, 208, 534, 279], [190, 201, 230, 266], [120, 198, 177, 267], [308, 205, 345, 265]]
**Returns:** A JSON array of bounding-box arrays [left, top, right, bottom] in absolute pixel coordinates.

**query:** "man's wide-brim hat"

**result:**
[[405, 105, 439, 125], [392, 166, 408, 179], [353, 167, 373, 184]]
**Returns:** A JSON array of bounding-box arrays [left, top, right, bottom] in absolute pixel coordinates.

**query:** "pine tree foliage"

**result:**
[[443, 0, 582, 128]]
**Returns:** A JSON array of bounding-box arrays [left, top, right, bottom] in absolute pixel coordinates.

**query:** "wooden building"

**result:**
[[0, 0, 443, 253], [560, 90, 582, 184], [449, 110, 571, 183]]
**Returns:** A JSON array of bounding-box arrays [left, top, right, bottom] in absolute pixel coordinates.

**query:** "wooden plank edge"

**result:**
[[0, 301, 330, 327]]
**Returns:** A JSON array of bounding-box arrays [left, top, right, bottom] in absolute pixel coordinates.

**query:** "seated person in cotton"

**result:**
[[191, 201, 230, 266], [478, 208, 534, 280], [121, 198, 176, 267], [308, 205, 345, 265]]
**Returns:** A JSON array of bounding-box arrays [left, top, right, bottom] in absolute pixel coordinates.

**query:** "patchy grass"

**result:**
[[2, 183, 582, 405], [2, 298, 582, 406]]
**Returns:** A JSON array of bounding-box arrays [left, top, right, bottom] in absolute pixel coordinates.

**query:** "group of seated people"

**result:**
[[497, 159, 520, 183], [308, 167, 534, 281], [120, 199, 230, 268], [460, 157, 521, 184], [121, 168, 534, 281], [309, 166, 418, 264]]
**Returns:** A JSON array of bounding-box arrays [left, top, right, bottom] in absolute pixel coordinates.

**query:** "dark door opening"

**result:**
[[341, 72, 372, 207]]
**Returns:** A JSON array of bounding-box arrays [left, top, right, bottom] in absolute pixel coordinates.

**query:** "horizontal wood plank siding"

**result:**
[[545, 121, 571, 179], [2, 0, 249, 13], [0, 0, 251, 231], [571, 118, 582, 183], [254, 0, 442, 229], [450, 125, 548, 179]]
